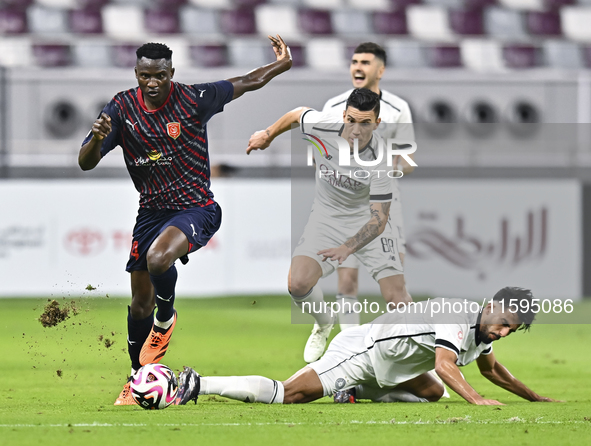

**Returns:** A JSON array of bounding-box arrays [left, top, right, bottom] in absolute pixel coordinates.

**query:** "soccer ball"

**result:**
[[130, 363, 178, 410]]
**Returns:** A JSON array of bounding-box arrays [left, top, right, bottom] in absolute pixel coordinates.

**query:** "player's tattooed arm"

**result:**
[[318, 201, 390, 264], [228, 34, 292, 100], [247, 107, 310, 155], [79, 112, 112, 171]]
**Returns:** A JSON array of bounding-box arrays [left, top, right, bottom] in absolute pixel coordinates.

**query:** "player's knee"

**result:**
[[289, 275, 313, 297], [425, 384, 445, 402], [146, 249, 171, 276]]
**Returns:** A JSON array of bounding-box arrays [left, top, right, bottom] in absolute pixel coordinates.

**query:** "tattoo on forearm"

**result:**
[[344, 202, 390, 253]]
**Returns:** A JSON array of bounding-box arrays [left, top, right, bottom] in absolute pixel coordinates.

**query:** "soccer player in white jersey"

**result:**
[[245, 88, 412, 364], [175, 287, 561, 406], [323, 42, 414, 336]]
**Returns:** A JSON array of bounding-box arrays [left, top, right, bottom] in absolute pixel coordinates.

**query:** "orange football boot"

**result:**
[[139, 311, 177, 366], [114, 380, 135, 406]]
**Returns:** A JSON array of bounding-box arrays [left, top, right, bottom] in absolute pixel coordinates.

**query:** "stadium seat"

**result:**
[[111, 0, 150, 5], [102, 4, 146, 39], [372, 10, 407, 35], [220, 8, 256, 34], [424, 0, 464, 8], [0, 0, 34, 9], [544, 0, 574, 9], [306, 38, 345, 69], [347, 0, 390, 11], [179, 7, 220, 35], [255, 5, 299, 39], [75, 0, 109, 10], [464, 0, 497, 7], [0, 36, 33, 66], [460, 39, 505, 71], [526, 11, 561, 36], [232, 0, 267, 6], [72, 40, 112, 66], [35, 0, 77, 8], [189, 44, 228, 67], [502, 44, 541, 68], [385, 39, 429, 68], [145, 7, 180, 34], [287, 43, 305, 66], [484, 7, 528, 39], [406, 5, 455, 41], [426, 45, 463, 67], [498, 0, 542, 9], [583, 45, 591, 68], [112, 44, 139, 67], [32, 43, 72, 66], [189, 0, 232, 8], [302, 0, 343, 9], [298, 8, 333, 35], [332, 10, 371, 36], [228, 39, 276, 66], [0, 8, 27, 34], [69, 8, 103, 34], [153, 0, 188, 6], [561, 7, 591, 42], [27, 5, 68, 34], [390, 0, 421, 8], [449, 8, 484, 35], [543, 39, 583, 68]]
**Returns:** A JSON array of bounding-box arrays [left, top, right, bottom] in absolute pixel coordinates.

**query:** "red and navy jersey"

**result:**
[[83, 80, 234, 210]]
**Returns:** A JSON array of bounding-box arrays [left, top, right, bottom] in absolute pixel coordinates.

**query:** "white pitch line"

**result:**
[[0, 419, 589, 428]]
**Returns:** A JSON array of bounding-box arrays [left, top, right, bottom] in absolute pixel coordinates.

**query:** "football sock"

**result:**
[[127, 306, 154, 372], [150, 265, 177, 323], [337, 294, 360, 330], [355, 385, 429, 403], [291, 286, 333, 326], [154, 313, 175, 330], [199, 376, 284, 404]]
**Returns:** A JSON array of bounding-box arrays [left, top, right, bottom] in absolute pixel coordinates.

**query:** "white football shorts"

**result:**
[[292, 211, 404, 282]]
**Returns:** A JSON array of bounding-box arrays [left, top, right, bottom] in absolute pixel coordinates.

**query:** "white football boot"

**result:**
[[303, 315, 336, 363]]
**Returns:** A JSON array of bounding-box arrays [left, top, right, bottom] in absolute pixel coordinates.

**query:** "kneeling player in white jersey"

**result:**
[[246, 88, 412, 363], [322, 42, 415, 334], [175, 287, 561, 406]]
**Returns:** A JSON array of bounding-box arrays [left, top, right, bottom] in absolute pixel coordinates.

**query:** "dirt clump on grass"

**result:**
[[38, 300, 79, 328]]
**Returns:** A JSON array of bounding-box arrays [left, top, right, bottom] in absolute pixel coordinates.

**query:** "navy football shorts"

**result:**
[[126, 202, 222, 272]]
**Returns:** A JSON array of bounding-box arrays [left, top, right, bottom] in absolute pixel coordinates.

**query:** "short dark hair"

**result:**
[[346, 88, 381, 118], [354, 42, 387, 66], [492, 287, 536, 331], [136, 43, 172, 62]]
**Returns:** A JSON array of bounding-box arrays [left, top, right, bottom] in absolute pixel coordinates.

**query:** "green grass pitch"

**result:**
[[2, 295, 591, 445]]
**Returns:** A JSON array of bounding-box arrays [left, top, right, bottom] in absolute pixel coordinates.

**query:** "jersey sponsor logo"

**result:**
[[147, 149, 162, 161], [303, 133, 332, 160], [458, 331, 463, 340], [190, 223, 198, 237], [167, 122, 181, 139], [198, 89, 206, 97]]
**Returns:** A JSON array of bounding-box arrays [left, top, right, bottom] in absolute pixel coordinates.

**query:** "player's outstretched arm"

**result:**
[[246, 107, 310, 155], [435, 348, 504, 405], [476, 351, 563, 402], [227, 34, 292, 101], [79, 113, 111, 171], [318, 201, 390, 264]]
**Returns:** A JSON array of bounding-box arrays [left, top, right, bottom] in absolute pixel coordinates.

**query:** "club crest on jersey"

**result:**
[[167, 122, 181, 139]]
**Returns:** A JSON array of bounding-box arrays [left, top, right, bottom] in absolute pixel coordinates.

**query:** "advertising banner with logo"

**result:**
[[0, 180, 291, 297], [401, 180, 582, 301]]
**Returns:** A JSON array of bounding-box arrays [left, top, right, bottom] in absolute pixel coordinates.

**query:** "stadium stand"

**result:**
[[1, 0, 591, 69]]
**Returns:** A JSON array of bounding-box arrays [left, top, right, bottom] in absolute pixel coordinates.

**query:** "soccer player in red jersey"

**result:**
[[78, 35, 292, 405]]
